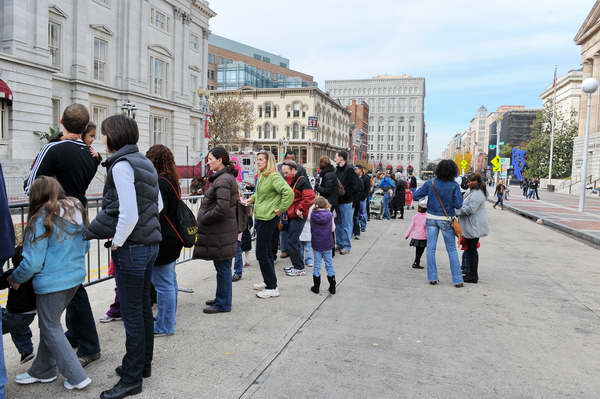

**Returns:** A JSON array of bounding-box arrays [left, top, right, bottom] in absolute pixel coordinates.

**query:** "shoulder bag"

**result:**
[[161, 177, 198, 248], [431, 181, 462, 238]]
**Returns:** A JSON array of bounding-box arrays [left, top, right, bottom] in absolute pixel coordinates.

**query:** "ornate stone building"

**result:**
[[0, 0, 215, 199]]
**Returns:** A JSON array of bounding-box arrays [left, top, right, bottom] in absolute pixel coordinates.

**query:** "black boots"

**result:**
[[327, 275, 336, 294], [412, 261, 424, 269], [310, 276, 320, 294]]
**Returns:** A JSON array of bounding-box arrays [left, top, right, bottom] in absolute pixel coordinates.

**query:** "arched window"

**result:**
[[301, 125, 306, 139], [264, 123, 271, 139], [292, 123, 300, 139], [272, 125, 277, 139]]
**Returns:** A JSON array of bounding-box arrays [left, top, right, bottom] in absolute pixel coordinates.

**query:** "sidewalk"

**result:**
[[496, 187, 600, 246]]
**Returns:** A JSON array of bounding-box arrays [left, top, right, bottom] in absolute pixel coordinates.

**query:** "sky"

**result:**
[[209, 0, 595, 159]]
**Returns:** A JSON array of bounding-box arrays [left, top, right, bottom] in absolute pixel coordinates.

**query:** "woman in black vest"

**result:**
[[86, 115, 162, 399], [193, 147, 239, 314]]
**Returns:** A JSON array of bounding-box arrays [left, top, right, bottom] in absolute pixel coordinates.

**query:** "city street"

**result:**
[[3, 207, 600, 399]]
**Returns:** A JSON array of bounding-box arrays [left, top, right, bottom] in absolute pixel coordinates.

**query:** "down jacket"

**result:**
[[193, 168, 239, 261], [315, 165, 339, 208], [286, 175, 315, 219]]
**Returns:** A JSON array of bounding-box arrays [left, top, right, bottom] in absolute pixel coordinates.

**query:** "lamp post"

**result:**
[[279, 137, 289, 160], [121, 101, 137, 119], [579, 77, 599, 212]]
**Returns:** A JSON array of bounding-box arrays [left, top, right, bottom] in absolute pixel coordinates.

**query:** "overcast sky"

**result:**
[[209, 0, 594, 159]]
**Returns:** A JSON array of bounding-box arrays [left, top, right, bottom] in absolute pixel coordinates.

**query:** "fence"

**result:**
[[9, 195, 203, 287]]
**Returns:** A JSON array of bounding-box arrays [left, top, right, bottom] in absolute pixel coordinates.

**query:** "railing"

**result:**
[[9, 195, 204, 287], [568, 175, 594, 194]]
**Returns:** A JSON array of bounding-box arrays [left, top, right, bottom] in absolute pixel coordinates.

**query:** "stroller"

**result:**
[[369, 188, 385, 220], [405, 189, 414, 210]]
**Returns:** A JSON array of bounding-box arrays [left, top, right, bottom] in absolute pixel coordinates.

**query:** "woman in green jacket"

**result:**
[[248, 151, 293, 299]]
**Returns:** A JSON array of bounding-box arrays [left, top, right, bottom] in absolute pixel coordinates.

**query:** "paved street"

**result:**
[[3, 206, 600, 399]]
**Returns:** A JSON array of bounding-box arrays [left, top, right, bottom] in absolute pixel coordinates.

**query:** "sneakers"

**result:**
[[283, 266, 293, 273], [285, 268, 306, 276], [232, 273, 242, 282], [339, 249, 350, 255], [154, 332, 174, 337], [353, 235, 360, 240], [15, 372, 57, 385], [256, 288, 280, 299], [64, 377, 92, 390], [99, 315, 122, 323], [20, 352, 34, 364], [253, 282, 266, 290]]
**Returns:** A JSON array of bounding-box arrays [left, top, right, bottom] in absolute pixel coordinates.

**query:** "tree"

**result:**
[[208, 94, 255, 148], [524, 101, 577, 179]]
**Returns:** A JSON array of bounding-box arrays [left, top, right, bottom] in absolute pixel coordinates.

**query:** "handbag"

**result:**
[[431, 181, 462, 238], [161, 177, 198, 248]]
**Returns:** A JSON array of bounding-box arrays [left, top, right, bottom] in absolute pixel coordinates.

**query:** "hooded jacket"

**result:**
[[310, 209, 334, 252], [285, 174, 315, 219]]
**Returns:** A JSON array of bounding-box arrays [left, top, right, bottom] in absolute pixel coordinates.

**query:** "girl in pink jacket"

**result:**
[[405, 199, 428, 269]]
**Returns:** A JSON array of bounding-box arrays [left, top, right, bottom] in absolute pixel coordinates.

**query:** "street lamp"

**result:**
[[121, 101, 137, 119], [579, 77, 599, 212]]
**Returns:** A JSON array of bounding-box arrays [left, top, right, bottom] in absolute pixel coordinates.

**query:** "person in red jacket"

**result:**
[[281, 161, 315, 276]]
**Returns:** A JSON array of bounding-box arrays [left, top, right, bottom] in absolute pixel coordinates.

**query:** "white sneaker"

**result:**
[[15, 372, 57, 385], [285, 268, 306, 276], [99, 315, 121, 323], [253, 282, 266, 291], [256, 288, 280, 299], [64, 377, 92, 390]]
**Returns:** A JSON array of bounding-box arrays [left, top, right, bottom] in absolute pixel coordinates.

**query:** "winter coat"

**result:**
[[391, 180, 406, 209], [405, 212, 427, 240], [155, 177, 184, 266], [414, 178, 463, 218], [409, 176, 417, 189], [251, 171, 294, 221], [0, 162, 15, 264], [315, 165, 339, 208], [336, 163, 360, 204], [285, 175, 315, 220], [193, 168, 239, 261], [310, 209, 334, 252], [379, 176, 396, 191], [455, 189, 489, 239]]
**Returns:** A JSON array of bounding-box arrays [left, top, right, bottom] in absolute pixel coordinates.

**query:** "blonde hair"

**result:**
[[315, 196, 331, 209], [257, 151, 277, 176]]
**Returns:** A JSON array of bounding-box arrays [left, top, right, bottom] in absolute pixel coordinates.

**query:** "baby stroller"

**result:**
[[405, 189, 414, 210], [369, 188, 385, 220]]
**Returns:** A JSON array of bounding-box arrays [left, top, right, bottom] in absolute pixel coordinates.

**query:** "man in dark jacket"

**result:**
[[335, 151, 360, 254], [24, 104, 101, 367], [352, 166, 370, 239], [315, 157, 339, 209]]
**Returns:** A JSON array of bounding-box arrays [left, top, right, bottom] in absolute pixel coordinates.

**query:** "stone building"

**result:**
[[0, 0, 215, 199], [325, 75, 426, 176], [540, 69, 582, 118], [213, 87, 351, 174]]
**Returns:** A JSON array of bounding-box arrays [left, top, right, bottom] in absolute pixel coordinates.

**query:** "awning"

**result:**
[[0, 79, 13, 104]]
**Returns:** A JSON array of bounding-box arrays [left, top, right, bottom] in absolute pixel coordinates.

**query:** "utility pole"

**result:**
[[549, 65, 558, 185]]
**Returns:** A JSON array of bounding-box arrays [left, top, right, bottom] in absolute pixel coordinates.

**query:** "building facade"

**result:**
[[540, 69, 582, 118], [487, 109, 540, 162], [213, 87, 351, 174], [0, 0, 215, 198], [346, 100, 369, 163], [325, 75, 426, 176], [207, 34, 314, 91]]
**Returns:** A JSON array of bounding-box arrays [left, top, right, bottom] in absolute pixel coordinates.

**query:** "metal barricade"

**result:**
[[9, 195, 203, 287]]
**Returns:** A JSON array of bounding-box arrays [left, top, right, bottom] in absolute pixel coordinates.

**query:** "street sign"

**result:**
[[491, 155, 502, 172], [489, 145, 496, 150], [499, 141, 505, 145], [460, 159, 469, 170], [308, 116, 318, 130]]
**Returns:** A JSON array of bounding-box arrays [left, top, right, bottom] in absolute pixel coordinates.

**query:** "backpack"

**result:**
[[161, 177, 198, 248]]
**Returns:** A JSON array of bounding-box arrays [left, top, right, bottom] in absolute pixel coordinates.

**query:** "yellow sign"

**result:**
[[491, 155, 502, 172], [460, 159, 469, 170]]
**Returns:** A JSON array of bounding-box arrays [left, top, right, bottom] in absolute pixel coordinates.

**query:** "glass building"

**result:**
[[217, 61, 316, 91]]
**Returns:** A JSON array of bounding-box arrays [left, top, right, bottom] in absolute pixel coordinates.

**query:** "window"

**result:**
[[273, 106, 277, 118], [150, 57, 168, 97], [399, 126, 405, 133], [258, 126, 262, 139], [190, 75, 198, 107], [264, 123, 271, 139], [388, 135, 393, 141], [150, 115, 169, 145], [48, 22, 61, 68], [378, 135, 383, 141], [301, 126, 306, 139], [190, 33, 200, 52], [265, 104, 272, 118], [262, 56, 270, 63], [369, 144, 373, 150], [0, 101, 7, 140], [52, 99, 61, 129], [258, 106, 263, 118], [387, 144, 393, 151], [292, 123, 299, 139], [254, 54, 262, 60], [150, 8, 171, 33], [293, 103, 300, 118], [272, 125, 277, 139], [91, 105, 108, 132], [93, 38, 108, 81]]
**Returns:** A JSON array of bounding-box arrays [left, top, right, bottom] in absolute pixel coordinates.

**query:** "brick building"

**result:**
[[346, 100, 369, 162]]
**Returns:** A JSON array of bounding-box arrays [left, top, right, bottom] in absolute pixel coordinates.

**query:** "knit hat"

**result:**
[[418, 197, 428, 208]]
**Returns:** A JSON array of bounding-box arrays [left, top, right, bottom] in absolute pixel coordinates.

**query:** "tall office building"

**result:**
[[207, 34, 315, 91], [325, 75, 426, 175]]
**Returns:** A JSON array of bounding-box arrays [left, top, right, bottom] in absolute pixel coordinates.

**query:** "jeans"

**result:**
[[2, 308, 35, 354], [256, 217, 278, 289], [287, 218, 306, 270], [494, 194, 504, 209], [65, 285, 101, 357], [280, 230, 289, 253], [426, 219, 463, 284], [366, 196, 371, 221], [113, 243, 159, 385], [462, 237, 480, 282], [151, 261, 178, 335], [301, 241, 313, 266], [29, 287, 88, 385], [358, 200, 367, 231], [383, 192, 392, 220], [213, 259, 233, 311], [313, 250, 335, 277], [233, 241, 243, 276], [335, 203, 353, 251], [106, 289, 121, 318]]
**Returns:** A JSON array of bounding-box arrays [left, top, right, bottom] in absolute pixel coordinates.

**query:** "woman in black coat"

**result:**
[[315, 157, 339, 209], [391, 179, 406, 219]]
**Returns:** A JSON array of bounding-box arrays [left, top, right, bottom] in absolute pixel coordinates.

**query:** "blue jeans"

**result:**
[[383, 192, 392, 220], [301, 241, 313, 266], [151, 261, 177, 335], [335, 203, 353, 251], [213, 259, 233, 311], [113, 243, 159, 384], [280, 230, 288, 253], [287, 218, 306, 269], [233, 241, 243, 276], [358, 200, 367, 232], [313, 250, 335, 277], [2, 308, 35, 354], [426, 219, 463, 284]]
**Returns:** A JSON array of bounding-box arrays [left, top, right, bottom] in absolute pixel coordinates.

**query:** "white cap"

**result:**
[[418, 197, 428, 208]]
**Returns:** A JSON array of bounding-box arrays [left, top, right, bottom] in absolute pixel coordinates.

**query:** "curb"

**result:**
[[486, 199, 600, 247]]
